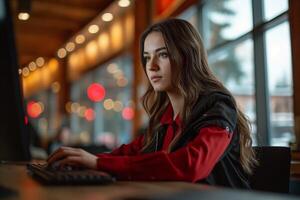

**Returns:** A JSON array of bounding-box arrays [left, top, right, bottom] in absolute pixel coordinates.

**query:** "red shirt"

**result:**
[[96, 104, 233, 182]]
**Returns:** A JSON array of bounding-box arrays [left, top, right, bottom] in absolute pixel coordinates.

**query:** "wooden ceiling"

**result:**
[[10, 0, 112, 67]]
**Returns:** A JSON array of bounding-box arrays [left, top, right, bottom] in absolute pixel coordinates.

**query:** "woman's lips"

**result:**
[[151, 76, 162, 82]]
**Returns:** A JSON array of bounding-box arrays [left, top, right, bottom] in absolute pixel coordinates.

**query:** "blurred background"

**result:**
[[10, 0, 298, 158]]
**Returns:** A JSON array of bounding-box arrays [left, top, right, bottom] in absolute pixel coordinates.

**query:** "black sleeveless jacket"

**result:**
[[143, 91, 250, 189]]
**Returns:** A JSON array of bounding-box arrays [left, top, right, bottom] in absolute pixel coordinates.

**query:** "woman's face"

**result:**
[[143, 31, 174, 93]]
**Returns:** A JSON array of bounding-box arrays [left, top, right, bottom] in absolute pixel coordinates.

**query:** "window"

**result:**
[[25, 89, 59, 143], [202, 0, 256, 143], [70, 55, 133, 149], [198, 0, 293, 146]]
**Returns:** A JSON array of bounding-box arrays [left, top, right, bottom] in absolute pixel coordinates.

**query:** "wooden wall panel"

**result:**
[[289, 0, 300, 150], [132, 0, 152, 137]]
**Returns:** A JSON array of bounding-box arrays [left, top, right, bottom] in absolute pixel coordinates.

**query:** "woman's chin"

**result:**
[[153, 87, 165, 92]]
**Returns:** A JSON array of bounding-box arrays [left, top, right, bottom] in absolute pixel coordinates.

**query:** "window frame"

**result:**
[[197, 0, 290, 146]]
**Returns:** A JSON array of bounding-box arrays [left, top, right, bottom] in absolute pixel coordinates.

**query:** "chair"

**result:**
[[250, 146, 291, 193]]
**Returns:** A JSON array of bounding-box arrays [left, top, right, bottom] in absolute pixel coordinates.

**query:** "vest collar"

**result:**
[[160, 103, 182, 127]]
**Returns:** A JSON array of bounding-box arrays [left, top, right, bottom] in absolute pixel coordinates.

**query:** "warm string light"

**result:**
[[102, 13, 113, 22], [52, 0, 130, 60], [106, 63, 128, 87], [28, 62, 37, 71], [22, 0, 131, 68], [18, 12, 30, 20], [57, 48, 67, 58], [78, 106, 87, 117], [88, 25, 99, 34], [36, 57, 45, 67], [118, 0, 130, 8], [55, 2, 122, 59], [20, 57, 46, 77], [113, 101, 123, 112], [51, 82, 61, 93], [103, 99, 114, 110], [22, 67, 30, 77], [75, 35, 85, 44], [65, 101, 96, 121], [67, 99, 133, 121], [22, 1, 131, 81], [71, 102, 80, 113], [66, 42, 75, 52]]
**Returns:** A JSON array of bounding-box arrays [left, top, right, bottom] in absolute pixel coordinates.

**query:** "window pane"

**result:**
[[208, 39, 257, 144], [202, 0, 253, 49], [265, 22, 294, 146], [263, 0, 288, 21]]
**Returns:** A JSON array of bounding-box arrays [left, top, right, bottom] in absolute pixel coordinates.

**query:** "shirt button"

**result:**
[[226, 126, 230, 132]]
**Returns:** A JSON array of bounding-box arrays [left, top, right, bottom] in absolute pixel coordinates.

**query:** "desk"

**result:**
[[0, 163, 299, 200]]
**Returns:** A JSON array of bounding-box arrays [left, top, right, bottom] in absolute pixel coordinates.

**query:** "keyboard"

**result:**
[[27, 163, 115, 185]]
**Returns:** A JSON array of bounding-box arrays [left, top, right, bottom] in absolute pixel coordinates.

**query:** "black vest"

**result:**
[[143, 91, 250, 189]]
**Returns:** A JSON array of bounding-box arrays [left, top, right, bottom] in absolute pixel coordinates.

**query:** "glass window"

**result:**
[[263, 0, 288, 21], [202, 0, 253, 49], [265, 22, 294, 146], [198, 0, 293, 147], [70, 55, 133, 149], [208, 39, 257, 144]]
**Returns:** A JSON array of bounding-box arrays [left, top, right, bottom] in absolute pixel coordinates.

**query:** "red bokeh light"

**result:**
[[27, 101, 42, 118], [122, 107, 134, 120], [87, 83, 106, 102], [84, 108, 95, 121]]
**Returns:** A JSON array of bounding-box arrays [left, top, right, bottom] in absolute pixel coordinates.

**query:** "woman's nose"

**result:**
[[148, 58, 159, 71]]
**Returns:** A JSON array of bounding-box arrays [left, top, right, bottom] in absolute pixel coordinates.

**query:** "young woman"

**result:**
[[47, 18, 257, 188]]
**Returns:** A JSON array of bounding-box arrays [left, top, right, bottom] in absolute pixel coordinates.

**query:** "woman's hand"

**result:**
[[47, 146, 98, 170]]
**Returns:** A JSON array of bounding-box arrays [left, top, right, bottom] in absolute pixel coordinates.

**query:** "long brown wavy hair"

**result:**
[[139, 18, 257, 174]]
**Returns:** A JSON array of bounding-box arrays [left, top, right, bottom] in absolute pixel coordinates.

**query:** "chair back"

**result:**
[[250, 146, 291, 193]]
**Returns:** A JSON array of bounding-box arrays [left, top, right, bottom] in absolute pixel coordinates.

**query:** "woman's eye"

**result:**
[[159, 52, 169, 58], [144, 56, 150, 62]]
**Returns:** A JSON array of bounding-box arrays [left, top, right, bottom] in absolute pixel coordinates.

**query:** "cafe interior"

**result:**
[[0, 0, 300, 199]]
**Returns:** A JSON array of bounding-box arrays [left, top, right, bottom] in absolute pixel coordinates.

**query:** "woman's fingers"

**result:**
[[47, 146, 70, 161], [58, 156, 83, 167], [46, 147, 97, 170], [47, 147, 81, 164]]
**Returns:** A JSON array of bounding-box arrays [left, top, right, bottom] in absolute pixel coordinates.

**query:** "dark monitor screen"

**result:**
[[0, 0, 31, 161]]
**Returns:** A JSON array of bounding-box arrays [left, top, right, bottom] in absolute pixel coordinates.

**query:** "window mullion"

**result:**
[[252, 0, 271, 146]]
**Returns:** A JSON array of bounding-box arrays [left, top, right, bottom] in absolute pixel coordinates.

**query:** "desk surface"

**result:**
[[0, 163, 212, 200], [0, 163, 299, 200]]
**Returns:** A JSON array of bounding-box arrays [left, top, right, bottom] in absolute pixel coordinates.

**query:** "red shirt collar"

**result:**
[[160, 103, 182, 127]]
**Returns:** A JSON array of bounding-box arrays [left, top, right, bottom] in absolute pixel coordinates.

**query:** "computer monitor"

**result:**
[[0, 0, 31, 161]]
